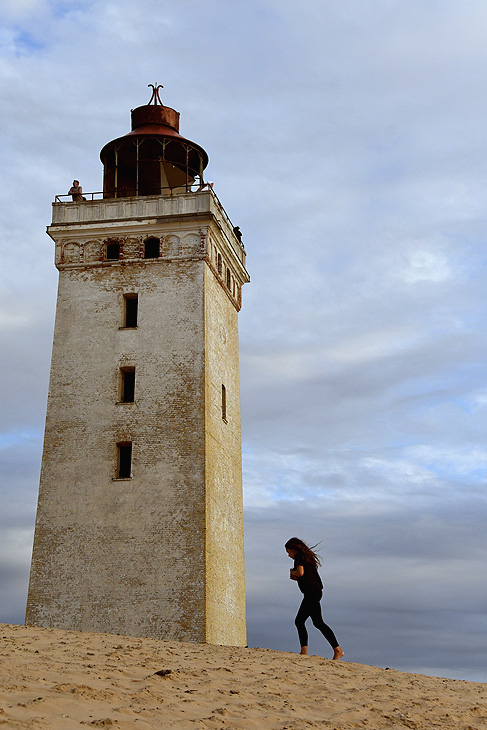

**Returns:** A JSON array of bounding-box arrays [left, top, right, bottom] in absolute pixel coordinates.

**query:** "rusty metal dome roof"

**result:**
[[100, 85, 209, 169]]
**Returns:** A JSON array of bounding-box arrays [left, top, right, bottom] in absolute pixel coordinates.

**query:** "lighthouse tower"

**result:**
[[26, 87, 249, 646]]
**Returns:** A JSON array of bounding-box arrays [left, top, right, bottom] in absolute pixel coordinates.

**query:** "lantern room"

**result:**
[[100, 84, 209, 198]]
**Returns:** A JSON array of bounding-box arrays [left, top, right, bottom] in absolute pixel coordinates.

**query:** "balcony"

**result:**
[[50, 187, 246, 264]]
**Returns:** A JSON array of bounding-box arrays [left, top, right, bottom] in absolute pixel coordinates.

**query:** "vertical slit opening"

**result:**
[[222, 384, 227, 422]]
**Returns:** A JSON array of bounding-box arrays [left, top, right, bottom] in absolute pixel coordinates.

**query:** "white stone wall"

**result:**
[[27, 191, 249, 645], [204, 264, 246, 646]]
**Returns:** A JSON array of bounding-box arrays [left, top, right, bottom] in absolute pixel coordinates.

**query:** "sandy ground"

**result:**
[[0, 623, 485, 729]]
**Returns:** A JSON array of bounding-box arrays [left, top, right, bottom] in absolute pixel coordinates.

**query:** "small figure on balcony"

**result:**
[[68, 180, 85, 201]]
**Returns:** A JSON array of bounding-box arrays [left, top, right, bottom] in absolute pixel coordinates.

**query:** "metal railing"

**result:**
[[54, 182, 214, 203], [55, 191, 104, 202]]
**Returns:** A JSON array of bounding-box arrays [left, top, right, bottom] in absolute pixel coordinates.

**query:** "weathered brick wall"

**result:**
[[27, 259, 207, 640]]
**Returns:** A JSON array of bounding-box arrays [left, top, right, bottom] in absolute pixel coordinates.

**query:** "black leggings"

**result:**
[[295, 592, 339, 649]]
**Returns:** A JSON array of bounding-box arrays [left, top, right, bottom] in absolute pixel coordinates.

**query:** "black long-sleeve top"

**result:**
[[294, 556, 323, 595]]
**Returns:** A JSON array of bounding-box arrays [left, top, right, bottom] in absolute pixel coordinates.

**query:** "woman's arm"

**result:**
[[290, 565, 304, 580]]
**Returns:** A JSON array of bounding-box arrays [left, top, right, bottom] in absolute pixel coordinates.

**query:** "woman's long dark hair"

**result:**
[[285, 537, 322, 568]]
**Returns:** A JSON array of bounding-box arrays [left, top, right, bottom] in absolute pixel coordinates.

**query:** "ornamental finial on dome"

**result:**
[[148, 83, 164, 105]]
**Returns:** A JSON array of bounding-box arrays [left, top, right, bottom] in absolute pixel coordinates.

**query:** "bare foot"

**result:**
[[333, 646, 344, 660], [300, 647, 308, 655]]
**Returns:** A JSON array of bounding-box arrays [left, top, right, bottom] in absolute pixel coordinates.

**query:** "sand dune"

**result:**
[[0, 623, 485, 729]]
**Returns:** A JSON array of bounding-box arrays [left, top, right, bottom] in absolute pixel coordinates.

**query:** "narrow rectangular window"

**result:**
[[123, 294, 138, 328], [120, 367, 135, 403], [221, 384, 227, 422], [117, 442, 132, 479]]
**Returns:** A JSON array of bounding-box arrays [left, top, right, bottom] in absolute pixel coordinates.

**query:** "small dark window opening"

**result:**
[[226, 268, 231, 289], [117, 442, 132, 479], [217, 252, 222, 275], [107, 242, 120, 260], [144, 237, 160, 258], [120, 367, 135, 402], [222, 384, 227, 422], [123, 294, 138, 327]]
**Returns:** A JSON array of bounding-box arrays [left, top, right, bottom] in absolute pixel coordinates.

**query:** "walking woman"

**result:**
[[285, 537, 344, 659]]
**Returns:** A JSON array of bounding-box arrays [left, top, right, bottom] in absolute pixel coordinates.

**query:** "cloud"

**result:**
[[0, 0, 48, 22]]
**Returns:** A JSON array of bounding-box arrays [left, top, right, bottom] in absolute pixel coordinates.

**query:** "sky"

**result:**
[[1, 0, 487, 683]]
